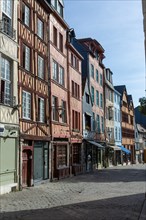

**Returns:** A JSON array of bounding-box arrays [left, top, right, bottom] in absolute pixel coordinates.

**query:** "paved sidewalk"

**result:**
[[0, 164, 146, 220]]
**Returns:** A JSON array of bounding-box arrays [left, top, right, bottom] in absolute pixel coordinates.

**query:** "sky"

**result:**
[[64, 0, 145, 107]]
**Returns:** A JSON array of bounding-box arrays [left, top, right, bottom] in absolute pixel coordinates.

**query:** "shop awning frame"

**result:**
[[118, 145, 131, 154], [87, 140, 105, 149], [109, 145, 122, 151]]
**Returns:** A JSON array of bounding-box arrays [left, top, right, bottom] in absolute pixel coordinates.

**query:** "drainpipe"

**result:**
[[66, 30, 72, 176]]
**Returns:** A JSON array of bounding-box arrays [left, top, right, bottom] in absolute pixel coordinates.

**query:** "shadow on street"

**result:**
[[0, 193, 145, 220]]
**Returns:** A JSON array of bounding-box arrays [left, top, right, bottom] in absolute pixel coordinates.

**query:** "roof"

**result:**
[[114, 85, 126, 95], [127, 95, 133, 105]]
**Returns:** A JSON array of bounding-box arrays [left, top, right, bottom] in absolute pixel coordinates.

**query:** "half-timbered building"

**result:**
[[18, 0, 52, 187]]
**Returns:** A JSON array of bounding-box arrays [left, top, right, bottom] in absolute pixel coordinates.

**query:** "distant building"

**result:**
[[135, 123, 146, 163], [114, 85, 135, 164], [114, 88, 122, 165]]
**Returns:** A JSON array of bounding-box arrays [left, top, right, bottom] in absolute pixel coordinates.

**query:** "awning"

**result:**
[[87, 141, 105, 149], [109, 145, 121, 151], [85, 112, 92, 117], [118, 145, 131, 154]]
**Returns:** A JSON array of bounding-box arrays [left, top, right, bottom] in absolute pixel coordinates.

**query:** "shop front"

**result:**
[[52, 140, 70, 180], [85, 140, 105, 171], [118, 145, 131, 165]]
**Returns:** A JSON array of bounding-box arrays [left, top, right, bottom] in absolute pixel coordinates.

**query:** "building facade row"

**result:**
[[0, 0, 137, 195]]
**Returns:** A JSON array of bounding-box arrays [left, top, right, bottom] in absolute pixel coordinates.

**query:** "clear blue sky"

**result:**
[[64, 0, 145, 107]]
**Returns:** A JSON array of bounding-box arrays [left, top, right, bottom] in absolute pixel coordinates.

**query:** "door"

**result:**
[[44, 148, 49, 179], [34, 143, 43, 183], [22, 150, 32, 187]]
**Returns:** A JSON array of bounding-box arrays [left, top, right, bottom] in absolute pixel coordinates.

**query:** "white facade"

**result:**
[[0, 0, 19, 195]]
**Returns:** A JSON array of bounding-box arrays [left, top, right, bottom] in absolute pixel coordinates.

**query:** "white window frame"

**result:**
[[38, 55, 44, 79], [24, 4, 30, 27], [2, 0, 12, 18], [1, 57, 11, 105], [22, 91, 31, 119], [53, 60, 58, 81], [38, 97, 45, 122], [59, 66, 64, 86], [37, 18, 43, 39], [23, 44, 30, 71]]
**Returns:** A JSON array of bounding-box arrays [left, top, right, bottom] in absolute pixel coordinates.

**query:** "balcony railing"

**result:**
[[0, 20, 16, 39]]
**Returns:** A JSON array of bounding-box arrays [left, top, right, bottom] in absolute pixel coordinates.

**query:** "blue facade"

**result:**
[[114, 88, 122, 146]]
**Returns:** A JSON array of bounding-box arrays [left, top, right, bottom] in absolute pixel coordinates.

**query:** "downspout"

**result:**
[[66, 31, 72, 175], [48, 13, 53, 181]]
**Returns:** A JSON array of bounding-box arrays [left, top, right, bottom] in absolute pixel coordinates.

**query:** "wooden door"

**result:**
[[22, 150, 31, 187]]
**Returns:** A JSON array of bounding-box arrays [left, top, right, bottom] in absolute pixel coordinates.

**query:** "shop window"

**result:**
[[73, 145, 80, 164], [57, 145, 67, 168]]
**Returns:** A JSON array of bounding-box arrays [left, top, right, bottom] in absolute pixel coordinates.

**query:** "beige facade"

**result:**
[[0, 0, 19, 194]]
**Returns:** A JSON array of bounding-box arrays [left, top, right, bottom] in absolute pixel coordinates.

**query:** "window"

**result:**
[[59, 33, 63, 53], [100, 93, 103, 108], [61, 100, 67, 123], [22, 4, 30, 27], [52, 60, 58, 80], [72, 81, 80, 99], [96, 90, 99, 106], [71, 53, 79, 71], [22, 91, 31, 119], [115, 127, 118, 140], [38, 55, 44, 79], [22, 44, 30, 71], [57, 145, 67, 168], [100, 73, 103, 86], [2, 0, 12, 18], [101, 116, 104, 133], [53, 26, 57, 47], [59, 66, 64, 86], [37, 18, 44, 39], [73, 145, 80, 164], [91, 64, 94, 78], [85, 93, 90, 104], [91, 86, 94, 103], [37, 18, 43, 39], [96, 69, 99, 82], [115, 108, 117, 121], [52, 96, 58, 121], [2, 0, 14, 38], [52, 60, 64, 86], [92, 112, 95, 131], [38, 97, 45, 122], [119, 128, 121, 140], [0, 57, 11, 105], [72, 110, 80, 131], [96, 114, 100, 132]]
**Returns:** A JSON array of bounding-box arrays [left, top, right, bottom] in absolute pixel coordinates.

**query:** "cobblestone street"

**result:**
[[0, 164, 146, 220]]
